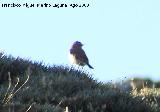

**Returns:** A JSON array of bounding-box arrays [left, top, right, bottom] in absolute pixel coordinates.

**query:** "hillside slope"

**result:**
[[0, 53, 159, 112]]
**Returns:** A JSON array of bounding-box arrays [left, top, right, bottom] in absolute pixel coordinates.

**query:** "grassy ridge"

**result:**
[[0, 53, 159, 112]]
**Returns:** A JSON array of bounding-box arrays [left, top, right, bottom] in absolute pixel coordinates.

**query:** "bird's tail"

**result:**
[[87, 63, 94, 69]]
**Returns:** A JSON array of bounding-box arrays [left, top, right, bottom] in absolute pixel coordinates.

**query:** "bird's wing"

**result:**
[[76, 48, 89, 63]]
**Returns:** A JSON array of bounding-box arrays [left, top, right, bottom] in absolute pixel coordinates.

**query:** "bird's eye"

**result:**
[[74, 41, 82, 46]]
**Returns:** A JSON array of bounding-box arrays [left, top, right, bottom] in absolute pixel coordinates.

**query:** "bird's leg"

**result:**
[[69, 65, 74, 72], [81, 66, 84, 72], [77, 65, 80, 71]]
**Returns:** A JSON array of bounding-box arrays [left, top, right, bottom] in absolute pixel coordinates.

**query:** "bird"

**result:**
[[69, 41, 94, 69]]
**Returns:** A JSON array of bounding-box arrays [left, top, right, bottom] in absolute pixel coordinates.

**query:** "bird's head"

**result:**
[[72, 41, 83, 48]]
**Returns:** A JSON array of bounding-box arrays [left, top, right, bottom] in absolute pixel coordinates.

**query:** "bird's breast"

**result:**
[[68, 53, 85, 66], [68, 53, 77, 64]]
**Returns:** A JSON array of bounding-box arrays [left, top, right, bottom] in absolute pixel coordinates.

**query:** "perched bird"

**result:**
[[69, 41, 94, 69]]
